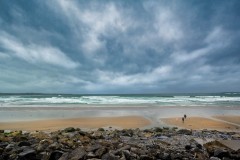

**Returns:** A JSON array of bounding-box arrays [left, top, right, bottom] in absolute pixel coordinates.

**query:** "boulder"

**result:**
[[18, 148, 36, 159], [64, 127, 76, 132], [68, 147, 87, 160], [102, 153, 119, 160], [177, 129, 192, 135], [49, 150, 64, 160]]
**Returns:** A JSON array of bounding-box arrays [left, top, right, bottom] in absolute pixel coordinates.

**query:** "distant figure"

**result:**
[[184, 114, 187, 119], [182, 117, 184, 123]]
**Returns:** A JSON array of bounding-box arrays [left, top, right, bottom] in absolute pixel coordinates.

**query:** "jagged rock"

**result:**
[[214, 148, 230, 159], [49, 142, 60, 150], [102, 153, 119, 160], [5, 143, 15, 152], [68, 147, 87, 160], [49, 150, 64, 160], [0, 142, 9, 148], [18, 148, 36, 159], [87, 144, 101, 152], [95, 147, 107, 158]]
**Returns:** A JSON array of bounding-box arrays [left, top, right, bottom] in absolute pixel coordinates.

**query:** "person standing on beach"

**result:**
[[184, 114, 187, 119], [182, 117, 184, 123]]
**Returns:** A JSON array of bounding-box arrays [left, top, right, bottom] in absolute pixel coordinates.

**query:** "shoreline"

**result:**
[[0, 114, 240, 132]]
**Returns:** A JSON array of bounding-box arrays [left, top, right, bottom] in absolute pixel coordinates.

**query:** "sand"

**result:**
[[213, 115, 240, 125], [0, 116, 151, 131], [161, 116, 240, 131]]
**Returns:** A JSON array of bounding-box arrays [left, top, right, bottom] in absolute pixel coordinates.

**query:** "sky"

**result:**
[[0, 0, 240, 94]]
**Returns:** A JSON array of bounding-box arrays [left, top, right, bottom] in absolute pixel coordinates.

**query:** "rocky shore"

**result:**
[[0, 127, 240, 160]]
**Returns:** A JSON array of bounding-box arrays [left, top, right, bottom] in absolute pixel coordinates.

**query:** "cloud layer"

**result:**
[[0, 0, 240, 93]]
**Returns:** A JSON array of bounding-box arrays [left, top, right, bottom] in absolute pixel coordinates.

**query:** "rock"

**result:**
[[87, 152, 96, 159], [214, 148, 230, 159], [49, 142, 60, 150], [162, 152, 171, 160], [95, 147, 107, 158], [0, 130, 4, 133], [37, 139, 51, 152], [177, 129, 192, 135], [139, 155, 153, 160], [185, 145, 192, 150], [18, 148, 36, 159], [210, 157, 221, 160], [98, 128, 105, 131], [68, 147, 87, 160], [122, 150, 131, 159], [196, 143, 203, 149], [58, 153, 69, 160], [5, 143, 15, 152], [87, 144, 101, 152], [64, 127, 76, 132], [154, 127, 163, 132], [0, 142, 9, 148], [49, 150, 64, 160], [18, 141, 31, 147], [102, 153, 119, 160], [218, 140, 240, 151]]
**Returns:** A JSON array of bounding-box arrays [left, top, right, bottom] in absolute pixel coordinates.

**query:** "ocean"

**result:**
[[0, 93, 240, 107]]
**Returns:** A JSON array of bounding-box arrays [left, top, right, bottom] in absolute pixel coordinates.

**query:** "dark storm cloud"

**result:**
[[0, 0, 240, 93]]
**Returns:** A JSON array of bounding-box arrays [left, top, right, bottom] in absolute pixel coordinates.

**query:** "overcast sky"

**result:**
[[0, 0, 240, 94]]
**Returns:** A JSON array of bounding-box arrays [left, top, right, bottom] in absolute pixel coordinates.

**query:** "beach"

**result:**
[[0, 116, 151, 131], [1, 105, 240, 132], [1, 103, 240, 159]]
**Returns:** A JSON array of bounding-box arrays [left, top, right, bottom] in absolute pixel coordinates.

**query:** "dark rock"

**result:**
[[68, 147, 86, 160], [87, 144, 101, 152], [5, 143, 15, 152], [210, 157, 221, 160], [185, 145, 192, 150], [49, 150, 64, 160], [162, 152, 171, 160], [0, 130, 4, 133], [122, 150, 131, 159], [64, 127, 75, 132], [18, 141, 31, 147], [95, 147, 107, 158], [18, 148, 36, 159], [49, 142, 60, 150], [196, 143, 202, 149], [154, 127, 163, 132], [0, 142, 8, 148], [79, 131, 87, 136], [102, 153, 119, 160], [139, 155, 153, 160], [177, 129, 192, 135], [214, 148, 230, 159], [58, 153, 69, 160], [97, 128, 105, 131], [87, 152, 96, 159]]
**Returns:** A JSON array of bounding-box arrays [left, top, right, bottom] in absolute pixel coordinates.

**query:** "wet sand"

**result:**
[[161, 116, 240, 131], [213, 115, 240, 125], [0, 116, 151, 131]]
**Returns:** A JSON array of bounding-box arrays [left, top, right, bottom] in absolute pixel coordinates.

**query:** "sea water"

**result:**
[[0, 93, 240, 107]]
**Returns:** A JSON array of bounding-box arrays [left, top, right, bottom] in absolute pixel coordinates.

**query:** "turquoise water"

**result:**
[[0, 93, 240, 107]]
